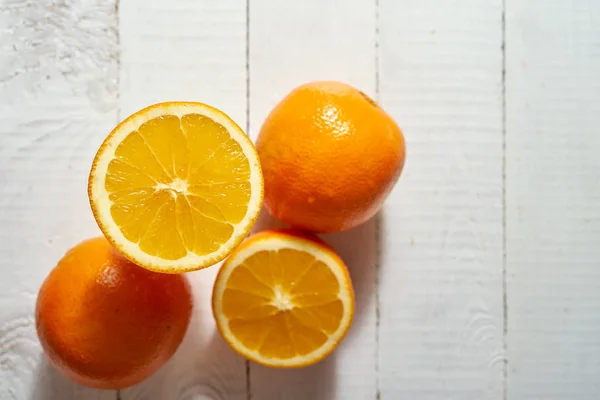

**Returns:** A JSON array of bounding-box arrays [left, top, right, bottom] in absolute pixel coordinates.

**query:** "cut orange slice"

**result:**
[[212, 229, 354, 368], [88, 102, 263, 273]]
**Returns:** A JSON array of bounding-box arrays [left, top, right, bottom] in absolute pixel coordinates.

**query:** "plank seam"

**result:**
[[115, 2, 122, 398], [374, 0, 381, 399], [501, 0, 508, 399], [115, 0, 121, 123], [245, 0, 251, 138], [245, 0, 252, 399], [374, 0, 380, 102], [246, 359, 252, 400]]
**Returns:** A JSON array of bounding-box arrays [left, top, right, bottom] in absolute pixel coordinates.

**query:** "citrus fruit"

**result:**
[[256, 81, 405, 233], [88, 102, 263, 273], [35, 237, 193, 389], [212, 229, 354, 368]]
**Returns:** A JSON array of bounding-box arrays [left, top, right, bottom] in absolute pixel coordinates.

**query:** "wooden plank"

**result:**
[[377, 0, 504, 398], [0, 0, 118, 399], [248, 0, 378, 399], [506, 1, 600, 398], [117, 0, 248, 399]]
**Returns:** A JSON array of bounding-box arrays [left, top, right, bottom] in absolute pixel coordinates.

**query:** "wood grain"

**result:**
[[248, 0, 378, 399], [377, 0, 505, 398], [0, 0, 118, 399], [506, 1, 600, 398], [2, 0, 599, 398], [117, 1, 248, 399]]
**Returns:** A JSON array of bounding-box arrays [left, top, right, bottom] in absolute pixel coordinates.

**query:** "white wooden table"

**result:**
[[1, 0, 599, 399]]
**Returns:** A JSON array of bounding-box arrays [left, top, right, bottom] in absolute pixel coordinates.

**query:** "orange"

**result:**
[[35, 237, 193, 389], [88, 102, 263, 273], [212, 229, 354, 368], [256, 81, 405, 233]]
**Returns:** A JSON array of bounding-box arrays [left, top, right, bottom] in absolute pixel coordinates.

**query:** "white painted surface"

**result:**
[[0, 0, 117, 399], [0, 0, 599, 399], [506, 0, 600, 398], [377, 1, 504, 399]]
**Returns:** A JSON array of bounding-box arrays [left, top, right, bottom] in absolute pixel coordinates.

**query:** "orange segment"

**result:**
[[212, 229, 354, 368], [88, 102, 263, 272]]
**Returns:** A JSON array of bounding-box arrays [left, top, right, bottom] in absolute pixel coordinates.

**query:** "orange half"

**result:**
[[212, 230, 355, 368], [88, 102, 263, 272]]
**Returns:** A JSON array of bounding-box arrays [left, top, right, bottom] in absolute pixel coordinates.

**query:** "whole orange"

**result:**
[[35, 237, 193, 389], [256, 81, 405, 233]]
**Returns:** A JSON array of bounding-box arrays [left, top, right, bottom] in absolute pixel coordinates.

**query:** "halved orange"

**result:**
[[212, 229, 355, 368], [88, 102, 263, 273]]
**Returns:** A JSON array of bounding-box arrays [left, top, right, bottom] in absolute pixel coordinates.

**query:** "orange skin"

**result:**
[[257, 81, 405, 233], [35, 237, 193, 389]]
